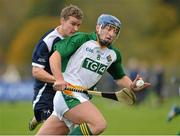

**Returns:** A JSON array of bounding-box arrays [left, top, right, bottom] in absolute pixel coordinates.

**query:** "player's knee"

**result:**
[[91, 119, 107, 134], [96, 121, 107, 134]]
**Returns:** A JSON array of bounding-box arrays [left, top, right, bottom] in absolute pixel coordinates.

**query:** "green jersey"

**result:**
[[54, 32, 125, 89]]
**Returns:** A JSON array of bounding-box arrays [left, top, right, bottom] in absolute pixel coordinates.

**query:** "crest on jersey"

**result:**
[[106, 55, 112, 62]]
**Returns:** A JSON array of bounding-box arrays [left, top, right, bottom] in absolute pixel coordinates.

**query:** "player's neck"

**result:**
[[56, 25, 66, 38], [95, 41, 107, 49]]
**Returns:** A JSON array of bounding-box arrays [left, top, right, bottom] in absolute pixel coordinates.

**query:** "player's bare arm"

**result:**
[[116, 75, 151, 91], [49, 51, 67, 91], [116, 75, 133, 89], [32, 66, 55, 83]]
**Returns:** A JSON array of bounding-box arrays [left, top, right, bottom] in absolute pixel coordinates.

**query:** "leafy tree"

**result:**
[[3, 0, 180, 77], [27, 0, 65, 18], [7, 16, 59, 67]]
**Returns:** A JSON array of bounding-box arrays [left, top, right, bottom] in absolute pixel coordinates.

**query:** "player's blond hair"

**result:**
[[60, 4, 83, 20]]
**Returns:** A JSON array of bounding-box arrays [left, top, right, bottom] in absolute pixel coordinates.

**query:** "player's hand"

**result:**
[[53, 79, 67, 91], [131, 75, 151, 91]]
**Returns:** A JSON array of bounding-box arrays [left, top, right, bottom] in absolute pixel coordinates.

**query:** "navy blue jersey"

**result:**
[[32, 27, 64, 110]]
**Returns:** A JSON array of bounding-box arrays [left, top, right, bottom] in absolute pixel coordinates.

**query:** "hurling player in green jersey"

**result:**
[[37, 14, 151, 135]]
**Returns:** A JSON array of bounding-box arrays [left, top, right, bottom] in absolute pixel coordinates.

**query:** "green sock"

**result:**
[[68, 123, 93, 135]]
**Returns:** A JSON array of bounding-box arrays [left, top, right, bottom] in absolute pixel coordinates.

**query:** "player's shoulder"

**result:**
[[41, 28, 55, 39], [73, 32, 88, 36], [108, 45, 121, 54], [108, 45, 122, 60], [71, 32, 96, 41]]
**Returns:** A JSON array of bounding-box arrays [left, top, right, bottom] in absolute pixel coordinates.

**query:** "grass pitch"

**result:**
[[0, 95, 179, 135]]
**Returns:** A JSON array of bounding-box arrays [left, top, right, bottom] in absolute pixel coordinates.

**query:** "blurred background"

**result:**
[[0, 0, 180, 135]]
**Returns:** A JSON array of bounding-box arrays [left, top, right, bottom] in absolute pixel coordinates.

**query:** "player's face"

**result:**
[[97, 24, 120, 46], [61, 16, 82, 36]]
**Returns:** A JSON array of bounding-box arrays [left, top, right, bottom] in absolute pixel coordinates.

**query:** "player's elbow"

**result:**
[[32, 67, 41, 78]]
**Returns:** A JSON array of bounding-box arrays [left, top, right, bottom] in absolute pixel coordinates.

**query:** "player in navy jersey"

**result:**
[[29, 5, 83, 134]]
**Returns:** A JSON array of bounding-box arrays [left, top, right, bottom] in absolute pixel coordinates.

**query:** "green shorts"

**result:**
[[52, 91, 90, 128]]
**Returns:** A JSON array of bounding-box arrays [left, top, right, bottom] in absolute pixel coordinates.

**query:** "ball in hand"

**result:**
[[136, 79, 144, 88]]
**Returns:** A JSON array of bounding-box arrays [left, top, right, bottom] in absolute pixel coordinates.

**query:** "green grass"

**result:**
[[0, 95, 180, 135]]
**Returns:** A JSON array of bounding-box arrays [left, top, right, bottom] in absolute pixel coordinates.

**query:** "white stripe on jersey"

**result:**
[[63, 40, 117, 89], [43, 26, 64, 52], [32, 62, 45, 68], [33, 83, 47, 109]]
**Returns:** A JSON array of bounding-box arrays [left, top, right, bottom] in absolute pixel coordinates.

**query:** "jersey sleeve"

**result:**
[[32, 41, 49, 68], [53, 33, 89, 58], [107, 49, 126, 79]]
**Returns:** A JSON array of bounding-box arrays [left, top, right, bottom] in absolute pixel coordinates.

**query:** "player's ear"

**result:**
[[96, 25, 100, 32], [60, 17, 65, 25]]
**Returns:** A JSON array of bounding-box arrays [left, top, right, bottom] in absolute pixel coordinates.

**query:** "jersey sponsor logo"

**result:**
[[82, 58, 107, 75], [37, 58, 46, 63], [86, 47, 94, 53]]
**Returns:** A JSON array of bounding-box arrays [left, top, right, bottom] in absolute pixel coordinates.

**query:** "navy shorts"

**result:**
[[34, 108, 53, 122]]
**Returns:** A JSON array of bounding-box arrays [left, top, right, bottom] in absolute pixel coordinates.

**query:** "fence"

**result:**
[[0, 80, 33, 101]]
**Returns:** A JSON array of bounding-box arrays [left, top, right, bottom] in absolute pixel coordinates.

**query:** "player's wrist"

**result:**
[[55, 73, 64, 81], [130, 84, 135, 91]]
